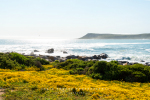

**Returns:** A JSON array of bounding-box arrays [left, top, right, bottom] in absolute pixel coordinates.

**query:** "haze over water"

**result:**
[[0, 39, 150, 62]]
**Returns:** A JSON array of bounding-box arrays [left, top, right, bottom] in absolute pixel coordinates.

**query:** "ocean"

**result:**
[[0, 39, 150, 62]]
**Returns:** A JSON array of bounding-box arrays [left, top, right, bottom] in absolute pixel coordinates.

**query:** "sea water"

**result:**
[[0, 39, 150, 62]]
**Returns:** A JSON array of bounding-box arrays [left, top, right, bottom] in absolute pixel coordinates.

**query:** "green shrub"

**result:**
[[35, 57, 50, 65], [76, 68, 84, 71], [0, 55, 19, 69], [68, 63, 78, 69], [92, 61, 108, 74], [34, 61, 45, 71], [9, 52, 28, 65], [55, 59, 150, 82], [86, 61, 95, 67], [77, 63, 86, 68], [55, 60, 59, 63], [69, 70, 77, 74], [110, 60, 119, 65], [90, 73, 102, 79], [132, 71, 146, 82], [0, 52, 49, 71]]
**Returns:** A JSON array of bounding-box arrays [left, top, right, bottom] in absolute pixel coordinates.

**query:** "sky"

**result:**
[[0, 0, 150, 39]]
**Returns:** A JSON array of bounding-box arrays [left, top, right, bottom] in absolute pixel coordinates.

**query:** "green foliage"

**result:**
[[9, 52, 29, 65], [0, 53, 19, 69], [77, 63, 86, 68], [110, 60, 119, 65], [92, 61, 108, 74], [86, 61, 95, 67], [35, 57, 50, 65], [0, 52, 49, 70], [76, 68, 84, 71], [34, 61, 45, 71], [54, 60, 59, 63], [55, 59, 150, 82], [56, 59, 84, 69], [90, 73, 102, 79], [69, 70, 77, 74]]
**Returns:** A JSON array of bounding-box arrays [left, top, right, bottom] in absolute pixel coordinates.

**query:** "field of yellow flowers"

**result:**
[[0, 65, 150, 100]]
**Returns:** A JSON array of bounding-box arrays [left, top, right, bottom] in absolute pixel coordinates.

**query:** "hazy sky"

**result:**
[[0, 0, 150, 39]]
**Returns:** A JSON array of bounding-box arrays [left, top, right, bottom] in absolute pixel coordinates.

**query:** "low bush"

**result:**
[[0, 52, 49, 71], [55, 59, 150, 82], [35, 57, 50, 65]]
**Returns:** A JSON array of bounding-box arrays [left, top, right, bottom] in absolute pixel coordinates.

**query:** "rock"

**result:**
[[92, 59, 98, 61], [48, 56, 56, 61], [30, 51, 35, 56], [63, 51, 68, 54], [123, 62, 128, 65], [117, 61, 122, 65], [99, 53, 108, 59], [128, 63, 133, 65], [47, 48, 54, 53], [56, 56, 60, 59], [88, 56, 93, 59], [59, 57, 67, 62], [97, 55, 102, 59], [133, 62, 138, 64], [122, 57, 131, 60], [140, 60, 145, 62], [92, 55, 100, 59], [22, 53, 25, 55], [118, 61, 129, 65], [34, 50, 39, 52], [48, 59, 53, 62], [66, 55, 77, 59], [146, 62, 150, 66], [78, 56, 88, 61], [41, 56, 48, 59], [39, 54, 43, 58], [6, 52, 10, 54], [88, 59, 92, 61], [24, 54, 30, 57]]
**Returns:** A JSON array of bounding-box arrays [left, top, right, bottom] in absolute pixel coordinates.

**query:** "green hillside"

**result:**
[[79, 33, 150, 39]]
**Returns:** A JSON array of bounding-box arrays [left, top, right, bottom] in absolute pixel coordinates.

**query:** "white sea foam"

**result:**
[[0, 39, 150, 61], [145, 49, 150, 52]]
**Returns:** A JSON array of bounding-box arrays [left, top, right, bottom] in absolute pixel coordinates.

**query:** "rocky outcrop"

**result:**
[[78, 56, 88, 61], [99, 53, 108, 59], [146, 62, 150, 66], [118, 61, 129, 65], [92, 55, 100, 59], [48, 56, 56, 61], [34, 50, 39, 52], [79, 33, 150, 39], [63, 51, 68, 54], [30, 51, 35, 56], [47, 48, 54, 53], [66, 55, 78, 59], [58, 57, 67, 62], [27, 52, 150, 66]]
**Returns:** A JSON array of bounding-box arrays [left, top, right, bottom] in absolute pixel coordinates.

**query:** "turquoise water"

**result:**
[[0, 39, 150, 61]]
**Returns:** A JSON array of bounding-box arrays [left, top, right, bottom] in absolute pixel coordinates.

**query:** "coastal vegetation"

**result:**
[[0, 52, 49, 71], [0, 52, 150, 99], [55, 59, 150, 82], [79, 33, 150, 39]]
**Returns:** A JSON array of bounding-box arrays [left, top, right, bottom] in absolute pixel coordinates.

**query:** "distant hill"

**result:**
[[79, 33, 150, 39]]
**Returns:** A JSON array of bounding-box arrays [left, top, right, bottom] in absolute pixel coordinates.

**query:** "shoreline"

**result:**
[[1, 48, 150, 66], [22, 51, 150, 66]]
